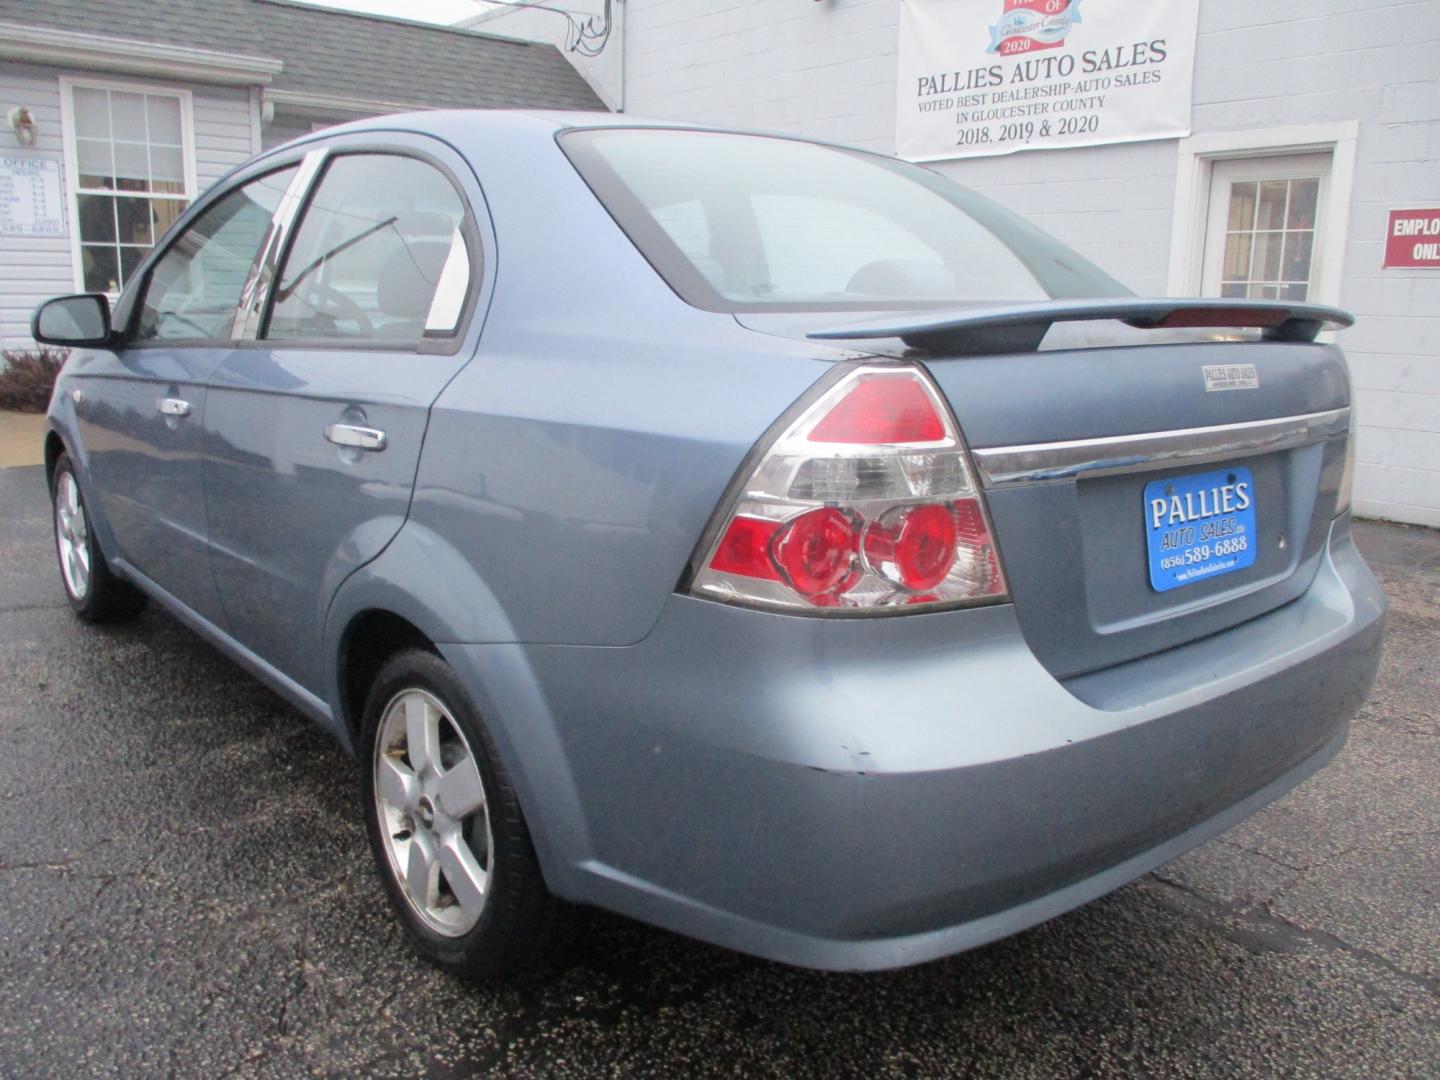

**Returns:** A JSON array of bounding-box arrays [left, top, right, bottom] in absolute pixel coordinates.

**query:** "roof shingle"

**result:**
[[0, 0, 607, 112]]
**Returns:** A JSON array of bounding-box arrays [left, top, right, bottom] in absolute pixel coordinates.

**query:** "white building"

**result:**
[[0, 0, 601, 355], [470, 0, 1440, 527]]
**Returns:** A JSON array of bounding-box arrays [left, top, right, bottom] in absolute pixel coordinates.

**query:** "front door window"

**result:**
[[134, 167, 298, 343]]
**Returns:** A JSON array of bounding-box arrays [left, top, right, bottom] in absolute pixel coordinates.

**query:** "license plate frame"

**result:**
[[1144, 466, 1258, 593]]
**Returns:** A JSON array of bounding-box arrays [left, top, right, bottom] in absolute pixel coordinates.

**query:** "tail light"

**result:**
[[688, 364, 1008, 613]]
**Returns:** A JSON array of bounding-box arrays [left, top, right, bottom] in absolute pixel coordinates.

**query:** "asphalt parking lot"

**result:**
[[1, 461, 1436, 1079]]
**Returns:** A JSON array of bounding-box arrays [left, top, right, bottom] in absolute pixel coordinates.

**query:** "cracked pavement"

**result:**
[[1, 462, 1436, 1078]]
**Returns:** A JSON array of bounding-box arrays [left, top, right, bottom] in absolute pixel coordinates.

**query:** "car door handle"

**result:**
[[324, 423, 387, 451], [157, 397, 191, 418]]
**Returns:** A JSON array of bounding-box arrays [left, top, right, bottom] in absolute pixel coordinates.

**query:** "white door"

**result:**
[[1200, 154, 1331, 302]]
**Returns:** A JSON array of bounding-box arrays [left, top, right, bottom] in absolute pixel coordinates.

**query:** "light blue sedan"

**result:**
[[33, 111, 1384, 979]]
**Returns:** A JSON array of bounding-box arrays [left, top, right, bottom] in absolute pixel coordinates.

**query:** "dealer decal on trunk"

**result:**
[[1202, 364, 1260, 391]]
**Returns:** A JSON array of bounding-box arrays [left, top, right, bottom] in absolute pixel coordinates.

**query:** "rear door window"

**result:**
[[264, 154, 471, 345]]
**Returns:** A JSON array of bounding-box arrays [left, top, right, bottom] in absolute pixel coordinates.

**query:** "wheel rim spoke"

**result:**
[[436, 755, 485, 819], [404, 694, 440, 775], [404, 832, 439, 911], [438, 833, 487, 916], [376, 753, 419, 813]]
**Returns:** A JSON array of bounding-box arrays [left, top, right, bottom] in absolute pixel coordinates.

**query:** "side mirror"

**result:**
[[32, 294, 112, 347]]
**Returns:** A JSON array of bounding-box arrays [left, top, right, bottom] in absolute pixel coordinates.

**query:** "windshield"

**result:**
[[560, 128, 1130, 313]]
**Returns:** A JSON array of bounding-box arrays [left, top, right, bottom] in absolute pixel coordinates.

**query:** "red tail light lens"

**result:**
[[772, 507, 861, 598], [866, 504, 958, 591], [689, 364, 1008, 613], [709, 516, 781, 581], [807, 376, 946, 444]]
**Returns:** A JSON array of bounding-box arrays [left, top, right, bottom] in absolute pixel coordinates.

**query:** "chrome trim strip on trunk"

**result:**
[[971, 408, 1350, 489]]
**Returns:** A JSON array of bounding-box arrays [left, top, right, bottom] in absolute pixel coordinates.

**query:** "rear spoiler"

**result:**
[[806, 298, 1355, 355]]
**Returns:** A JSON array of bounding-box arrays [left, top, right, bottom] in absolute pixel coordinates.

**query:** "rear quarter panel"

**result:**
[[395, 116, 843, 647]]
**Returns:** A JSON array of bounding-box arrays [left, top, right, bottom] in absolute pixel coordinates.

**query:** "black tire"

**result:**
[[50, 452, 147, 623], [360, 648, 576, 981]]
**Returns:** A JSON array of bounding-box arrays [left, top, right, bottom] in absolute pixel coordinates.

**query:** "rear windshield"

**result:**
[[560, 128, 1129, 313]]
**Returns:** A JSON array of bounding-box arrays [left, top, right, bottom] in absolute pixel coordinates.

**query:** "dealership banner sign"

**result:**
[[896, 0, 1200, 161]]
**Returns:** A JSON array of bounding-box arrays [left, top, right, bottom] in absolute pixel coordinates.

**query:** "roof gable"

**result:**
[[0, 0, 606, 112]]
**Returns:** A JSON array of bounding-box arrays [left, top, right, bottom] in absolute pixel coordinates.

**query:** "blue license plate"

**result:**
[[1144, 466, 1257, 592]]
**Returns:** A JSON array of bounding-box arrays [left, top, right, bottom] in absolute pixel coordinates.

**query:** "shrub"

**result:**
[[0, 348, 67, 413]]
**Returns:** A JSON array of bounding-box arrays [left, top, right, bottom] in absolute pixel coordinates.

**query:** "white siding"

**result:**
[[591, 0, 1440, 526], [191, 82, 257, 188], [261, 117, 316, 152], [462, 2, 623, 110], [0, 62, 258, 354], [0, 63, 71, 353]]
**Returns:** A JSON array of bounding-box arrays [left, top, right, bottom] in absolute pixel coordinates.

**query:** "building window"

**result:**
[[61, 80, 194, 295], [1200, 153, 1330, 303]]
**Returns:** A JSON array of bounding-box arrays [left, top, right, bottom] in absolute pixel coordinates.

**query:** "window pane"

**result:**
[[1282, 231, 1314, 284], [1226, 182, 1257, 231], [146, 95, 183, 146], [751, 193, 984, 300], [137, 166, 298, 342], [651, 200, 713, 278], [119, 245, 148, 290], [1220, 283, 1247, 299], [110, 92, 147, 141], [72, 87, 110, 139], [563, 129, 1127, 310], [267, 155, 468, 343], [1281, 283, 1309, 301], [1287, 179, 1319, 229], [151, 144, 185, 193], [114, 141, 150, 192], [1248, 283, 1280, 300], [81, 244, 120, 293], [77, 194, 117, 244], [152, 198, 187, 241], [76, 137, 114, 189], [1253, 231, 1283, 282], [1256, 181, 1288, 231], [115, 196, 155, 245], [1221, 233, 1252, 282]]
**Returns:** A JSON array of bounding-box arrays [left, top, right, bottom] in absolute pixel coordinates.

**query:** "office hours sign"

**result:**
[[896, 0, 1200, 161], [0, 155, 65, 237]]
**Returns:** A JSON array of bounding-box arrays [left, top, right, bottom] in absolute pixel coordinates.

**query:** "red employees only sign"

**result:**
[[1384, 208, 1440, 268]]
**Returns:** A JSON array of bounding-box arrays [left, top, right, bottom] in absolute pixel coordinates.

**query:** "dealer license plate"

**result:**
[[1144, 466, 1257, 593]]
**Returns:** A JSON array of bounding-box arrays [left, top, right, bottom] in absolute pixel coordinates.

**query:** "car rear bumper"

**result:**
[[441, 516, 1384, 971]]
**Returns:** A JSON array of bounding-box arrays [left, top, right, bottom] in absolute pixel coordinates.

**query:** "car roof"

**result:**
[[260, 108, 844, 161]]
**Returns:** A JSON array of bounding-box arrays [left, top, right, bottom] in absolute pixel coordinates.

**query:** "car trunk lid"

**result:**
[[736, 300, 1353, 679]]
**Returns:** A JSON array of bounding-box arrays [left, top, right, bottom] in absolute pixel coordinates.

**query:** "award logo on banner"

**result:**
[[896, 0, 1199, 162], [988, 0, 1082, 56]]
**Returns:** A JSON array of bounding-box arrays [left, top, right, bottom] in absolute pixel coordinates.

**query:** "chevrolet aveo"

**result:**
[[34, 111, 1385, 980]]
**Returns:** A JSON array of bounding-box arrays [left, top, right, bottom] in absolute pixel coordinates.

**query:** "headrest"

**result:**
[[376, 239, 453, 320], [394, 212, 458, 239]]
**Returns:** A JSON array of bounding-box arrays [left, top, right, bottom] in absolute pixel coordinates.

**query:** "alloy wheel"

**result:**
[[55, 472, 91, 601], [373, 688, 493, 937]]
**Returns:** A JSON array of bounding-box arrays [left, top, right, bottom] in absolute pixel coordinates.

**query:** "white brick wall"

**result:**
[[532, 0, 1440, 526], [0, 63, 257, 354]]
